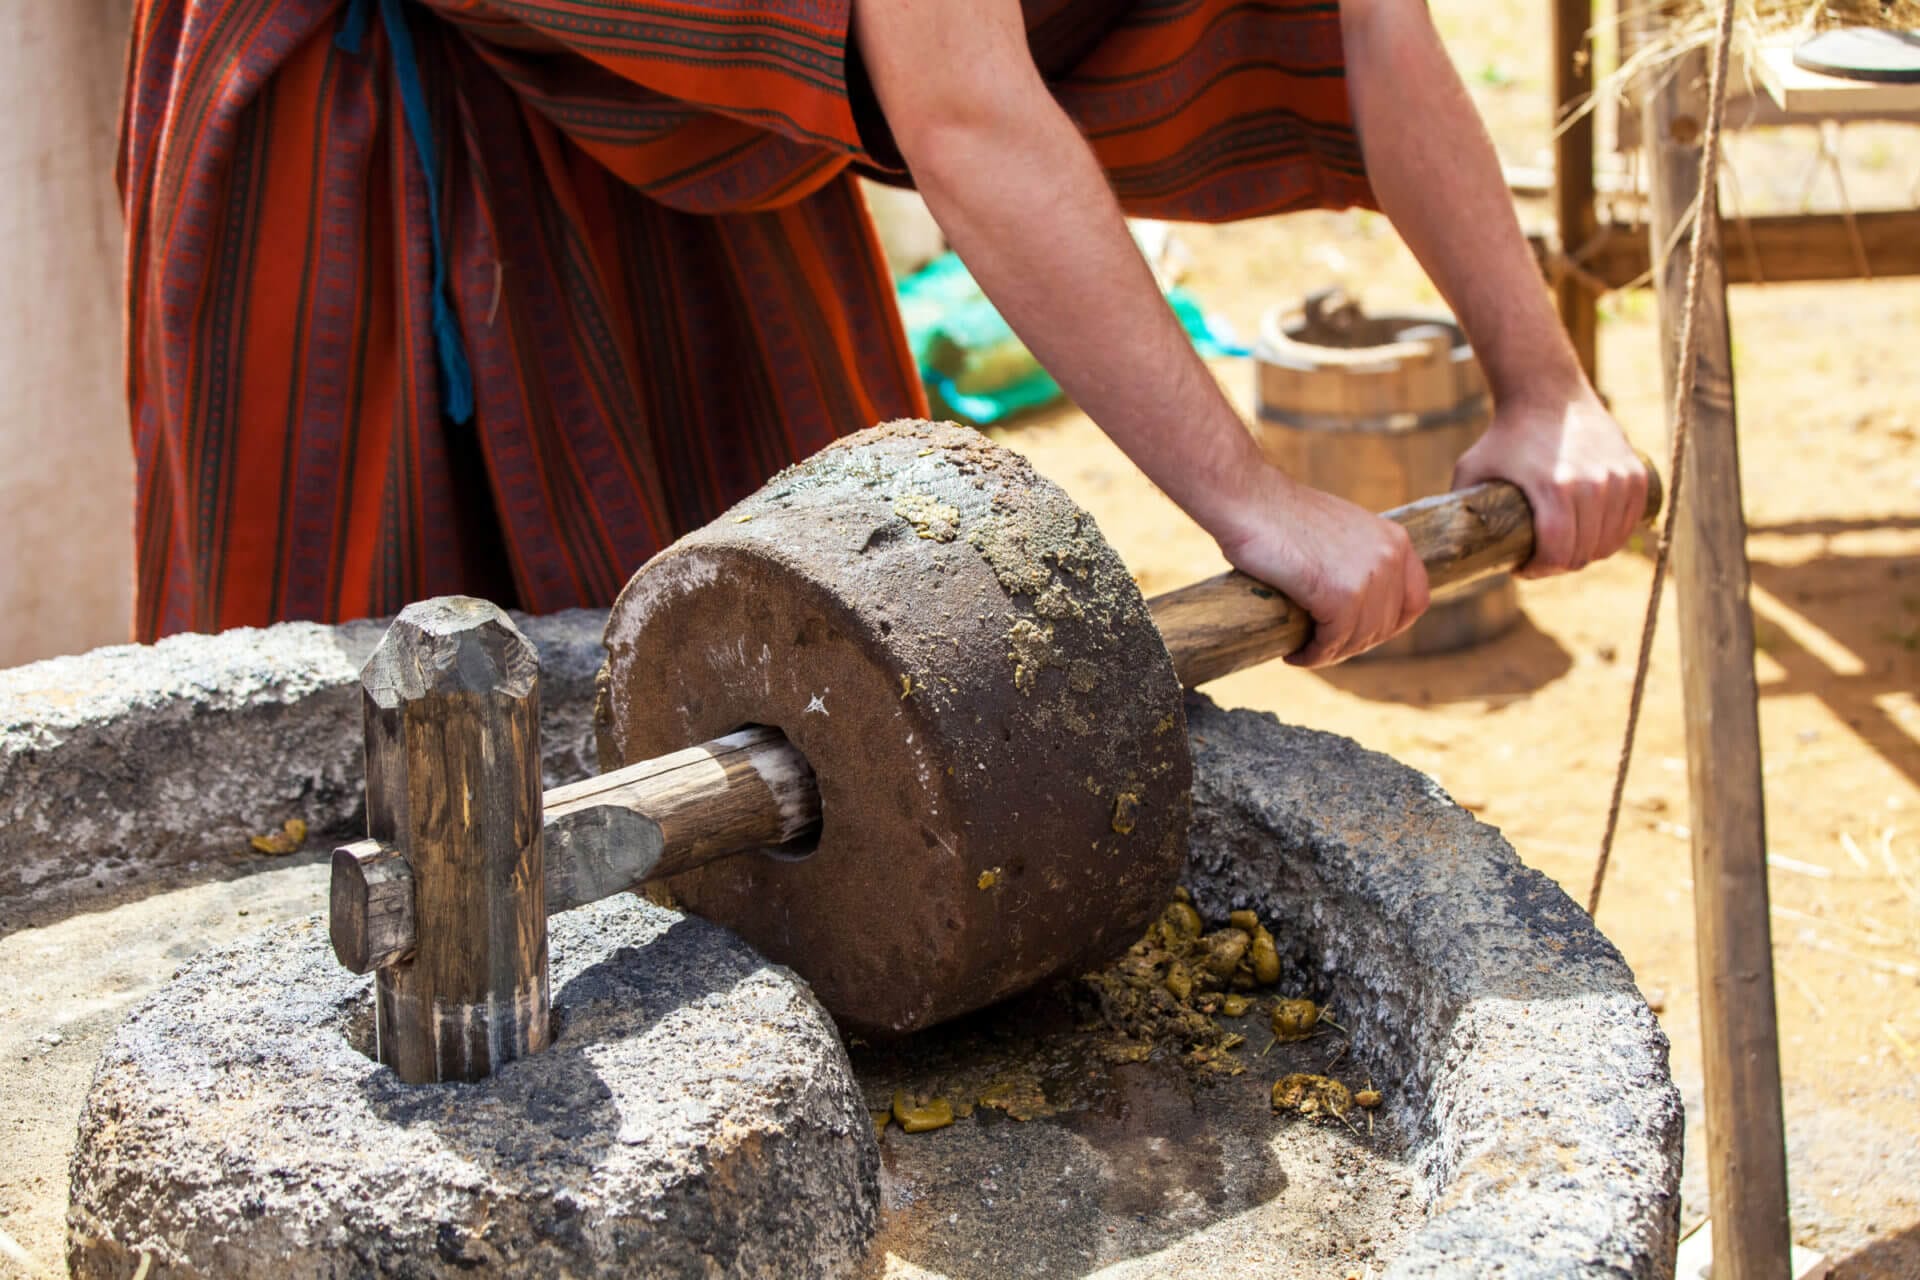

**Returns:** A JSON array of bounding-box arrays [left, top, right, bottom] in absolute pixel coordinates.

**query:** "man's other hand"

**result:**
[[1452, 390, 1650, 578]]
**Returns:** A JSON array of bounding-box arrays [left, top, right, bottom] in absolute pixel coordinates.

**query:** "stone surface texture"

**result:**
[[34, 602, 1681, 1277], [1182, 696, 1685, 1279], [67, 899, 879, 1279], [600, 420, 1189, 1038], [59, 691, 1683, 1279], [0, 609, 606, 910]]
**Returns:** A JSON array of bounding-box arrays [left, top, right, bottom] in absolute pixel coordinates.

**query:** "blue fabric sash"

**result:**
[[338, 0, 475, 423]]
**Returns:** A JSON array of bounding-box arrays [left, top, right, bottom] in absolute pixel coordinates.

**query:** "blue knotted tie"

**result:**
[[338, 0, 475, 424]]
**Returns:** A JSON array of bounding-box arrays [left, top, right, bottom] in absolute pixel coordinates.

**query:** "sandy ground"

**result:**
[[4, 5, 1919, 1277]]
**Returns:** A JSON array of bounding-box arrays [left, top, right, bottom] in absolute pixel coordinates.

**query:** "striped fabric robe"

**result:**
[[119, 0, 1375, 638]]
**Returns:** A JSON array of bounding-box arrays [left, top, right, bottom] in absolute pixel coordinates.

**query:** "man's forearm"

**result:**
[[855, 0, 1432, 663], [1341, 0, 1647, 571], [896, 81, 1272, 543], [1340, 0, 1584, 409]]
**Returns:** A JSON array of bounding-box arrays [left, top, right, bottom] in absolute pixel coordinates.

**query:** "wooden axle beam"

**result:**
[[332, 469, 1663, 975], [332, 727, 815, 973]]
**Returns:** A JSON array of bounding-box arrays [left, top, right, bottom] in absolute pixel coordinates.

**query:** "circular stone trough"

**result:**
[[67, 696, 1682, 1278], [67, 901, 879, 1280]]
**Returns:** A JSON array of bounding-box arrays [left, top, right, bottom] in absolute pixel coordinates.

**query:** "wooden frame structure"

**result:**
[[1547, 6, 1920, 1277], [1550, 9, 1920, 360]]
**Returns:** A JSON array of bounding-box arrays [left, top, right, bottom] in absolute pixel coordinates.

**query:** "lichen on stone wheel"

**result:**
[[597, 420, 1191, 1037]]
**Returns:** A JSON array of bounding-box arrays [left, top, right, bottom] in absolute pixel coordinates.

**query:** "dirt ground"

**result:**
[[4, 5, 1918, 1278]]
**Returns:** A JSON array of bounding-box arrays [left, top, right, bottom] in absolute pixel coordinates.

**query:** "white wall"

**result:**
[[0, 1, 136, 667]]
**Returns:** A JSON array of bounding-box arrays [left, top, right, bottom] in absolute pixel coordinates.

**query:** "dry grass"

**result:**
[[1650, 0, 1920, 39], [1583, 2, 1920, 118]]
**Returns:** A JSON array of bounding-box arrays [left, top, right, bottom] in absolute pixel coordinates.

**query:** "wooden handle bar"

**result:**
[[332, 460, 1663, 972], [1152, 457, 1664, 687]]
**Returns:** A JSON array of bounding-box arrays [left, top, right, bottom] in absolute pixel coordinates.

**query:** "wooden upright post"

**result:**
[[1642, 48, 1793, 1277], [1552, 0, 1599, 382], [363, 597, 550, 1084]]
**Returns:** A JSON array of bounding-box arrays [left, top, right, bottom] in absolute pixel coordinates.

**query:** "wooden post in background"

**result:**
[[1642, 47, 1793, 1278], [364, 598, 550, 1084], [1552, 0, 1600, 383]]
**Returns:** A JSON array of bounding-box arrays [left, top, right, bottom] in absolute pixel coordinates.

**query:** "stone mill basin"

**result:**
[[0, 614, 1683, 1278]]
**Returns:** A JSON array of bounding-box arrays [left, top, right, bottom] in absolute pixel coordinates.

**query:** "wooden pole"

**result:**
[[1151, 457, 1659, 687], [1552, 0, 1599, 383], [1642, 47, 1793, 1277], [1533, 209, 1920, 290], [363, 597, 550, 1084]]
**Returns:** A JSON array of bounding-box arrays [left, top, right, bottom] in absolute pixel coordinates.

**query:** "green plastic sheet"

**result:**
[[895, 251, 1247, 426]]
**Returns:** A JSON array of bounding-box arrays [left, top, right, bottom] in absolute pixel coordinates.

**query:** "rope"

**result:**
[[1721, 157, 1767, 286], [1587, 0, 1739, 918], [1541, 230, 1628, 299], [1825, 124, 1876, 281]]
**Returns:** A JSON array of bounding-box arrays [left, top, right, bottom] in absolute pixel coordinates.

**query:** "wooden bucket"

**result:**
[[1251, 288, 1520, 660]]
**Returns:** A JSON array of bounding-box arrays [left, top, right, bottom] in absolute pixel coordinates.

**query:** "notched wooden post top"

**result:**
[[362, 596, 540, 706]]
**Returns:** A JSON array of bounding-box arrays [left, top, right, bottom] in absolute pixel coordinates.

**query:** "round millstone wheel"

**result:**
[[67, 900, 879, 1279], [598, 420, 1191, 1038]]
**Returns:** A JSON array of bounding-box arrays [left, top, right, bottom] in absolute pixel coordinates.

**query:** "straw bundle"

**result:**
[[1596, 2, 1920, 113], [1628, 1, 1920, 48], [1704, 1, 1920, 29]]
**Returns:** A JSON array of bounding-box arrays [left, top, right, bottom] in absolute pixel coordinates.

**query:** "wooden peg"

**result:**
[[360, 597, 549, 1084]]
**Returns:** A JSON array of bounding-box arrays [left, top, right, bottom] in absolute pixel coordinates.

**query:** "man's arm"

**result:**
[[1340, 0, 1648, 574], [854, 0, 1427, 667]]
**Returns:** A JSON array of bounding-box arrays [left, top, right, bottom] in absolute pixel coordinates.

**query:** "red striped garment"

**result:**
[[119, 0, 1376, 639]]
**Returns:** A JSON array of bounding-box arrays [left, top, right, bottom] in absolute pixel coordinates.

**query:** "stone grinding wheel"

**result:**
[[596, 420, 1189, 1037]]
